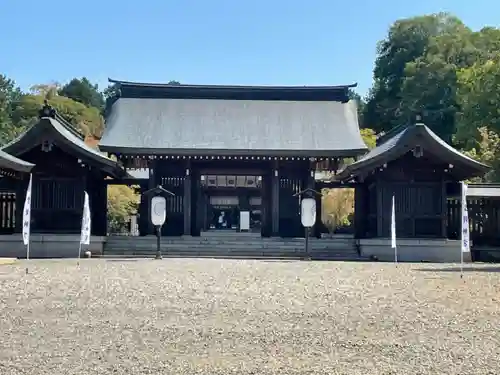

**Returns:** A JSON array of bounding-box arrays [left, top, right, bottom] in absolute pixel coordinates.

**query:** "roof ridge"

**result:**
[[54, 112, 85, 140], [108, 78, 358, 90], [39, 101, 85, 140], [376, 123, 410, 146]]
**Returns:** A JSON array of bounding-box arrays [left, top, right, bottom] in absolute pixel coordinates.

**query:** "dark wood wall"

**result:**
[[356, 153, 450, 239], [278, 161, 308, 237], [11, 146, 108, 235], [154, 160, 186, 236], [142, 158, 311, 238]]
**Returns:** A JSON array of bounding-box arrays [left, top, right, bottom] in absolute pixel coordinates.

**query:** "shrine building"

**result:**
[[0, 79, 497, 262], [99, 79, 367, 239]]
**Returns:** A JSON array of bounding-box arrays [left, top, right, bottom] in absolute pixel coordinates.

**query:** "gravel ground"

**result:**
[[1, 259, 500, 375]]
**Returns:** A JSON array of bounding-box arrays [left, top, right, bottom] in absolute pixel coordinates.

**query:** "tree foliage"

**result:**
[[456, 57, 500, 146], [0, 75, 23, 143], [12, 93, 104, 137], [322, 188, 355, 232], [363, 12, 500, 181], [360, 128, 377, 150], [107, 185, 140, 233], [59, 77, 104, 109], [0, 74, 151, 228], [364, 13, 461, 133]]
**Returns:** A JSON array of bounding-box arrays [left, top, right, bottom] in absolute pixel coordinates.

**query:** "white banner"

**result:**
[[22, 174, 32, 246], [391, 195, 396, 249], [80, 191, 91, 245], [461, 182, 470, 253]]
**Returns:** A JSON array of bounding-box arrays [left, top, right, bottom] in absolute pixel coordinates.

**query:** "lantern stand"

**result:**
[[293, 188, 323, 260], [143, 185, 175, 260]]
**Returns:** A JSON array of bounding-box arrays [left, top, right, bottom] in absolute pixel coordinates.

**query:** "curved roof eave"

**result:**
[[0, 149, 34, 174], [2, 117, 126, 178], [337, 124, 490, 181]]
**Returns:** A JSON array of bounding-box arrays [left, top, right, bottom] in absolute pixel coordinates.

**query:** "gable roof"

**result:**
[[100, 79, 368, 157], [2, 103, 126, 178], [337, 123, 490, 181]]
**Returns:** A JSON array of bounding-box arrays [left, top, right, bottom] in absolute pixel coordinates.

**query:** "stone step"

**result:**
[[104, 246, 357, 253], [104, 247, 359, 256], [106, 240, 355, 247], [105, 245, 358, 253], [105, 238, 356, 246], [101, 253, 365, 261], [103, 235, 360, 260], [102, 250, 361, 260]]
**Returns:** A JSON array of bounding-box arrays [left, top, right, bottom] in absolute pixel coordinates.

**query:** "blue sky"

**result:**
[[2, 0, 499, 97]]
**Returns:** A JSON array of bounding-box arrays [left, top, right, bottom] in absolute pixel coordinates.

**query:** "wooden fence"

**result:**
[[0, 192, 16, 234], [447, 197, 500, 246]]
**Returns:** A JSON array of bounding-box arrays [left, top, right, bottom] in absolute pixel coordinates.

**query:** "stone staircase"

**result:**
[[103, 232, 364, 260]]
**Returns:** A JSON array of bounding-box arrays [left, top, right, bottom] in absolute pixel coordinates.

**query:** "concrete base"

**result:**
[[359, 238, 470, 263], [0, 234, 106, 258]]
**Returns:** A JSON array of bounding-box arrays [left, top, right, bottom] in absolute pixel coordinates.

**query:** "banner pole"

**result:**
[[25, 241, 30, 274], [77, 242, 82, 267]]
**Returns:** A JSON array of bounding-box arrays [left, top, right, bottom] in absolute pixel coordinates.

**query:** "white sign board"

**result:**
[[301, 197, 316, 227], [151, 196, 167, 226], [240, 211, 250, 231]]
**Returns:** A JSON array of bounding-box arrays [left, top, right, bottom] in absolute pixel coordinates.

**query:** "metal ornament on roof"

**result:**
[[38, 100, 56, 119]]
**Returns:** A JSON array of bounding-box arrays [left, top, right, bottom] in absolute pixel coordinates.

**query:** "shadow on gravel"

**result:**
[[416, 266, 500, 273]]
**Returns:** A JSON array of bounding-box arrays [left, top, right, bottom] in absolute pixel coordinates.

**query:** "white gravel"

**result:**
[[1, 259, 500, 374]]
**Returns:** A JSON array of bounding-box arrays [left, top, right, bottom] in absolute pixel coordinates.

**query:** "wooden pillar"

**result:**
[[90, 177, 107, 236], [441, 177, 447, 238], [353, 184, 366, 239], [314, 182, 322, 238], [147, 162, 155, 235], [306, 162, 315, 189], [261, 171, 272, 237], [183, 161, 192, 235], [376, 180, 384, 237], [190, 166, 200, 236], [271, 162, 280, 236], [138, 182, 149, 236], [201, 192, 209, 231]]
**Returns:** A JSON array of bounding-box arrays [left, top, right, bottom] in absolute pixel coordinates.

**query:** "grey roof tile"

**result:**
[[100, 98, 367, 156], [337, 123, 490, 180]]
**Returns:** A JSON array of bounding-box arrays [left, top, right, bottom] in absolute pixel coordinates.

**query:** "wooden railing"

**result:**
[[447, 197, 500, 246], [0, 192, 16, 234]]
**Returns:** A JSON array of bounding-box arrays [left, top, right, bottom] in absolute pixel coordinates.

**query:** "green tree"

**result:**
[[59, 77, 104, 109], [12, 94, 104, 137], [0, 74, 23, 144], [456, 57, 500, 147], [398, 22, 480, 142], [461, 127, 500, 182], [348, 89, 365, 127], [360, 128, 377, 150], [363, 13, 468, 134], [107, 185, 140, 233], [455, 57, 500, 181]]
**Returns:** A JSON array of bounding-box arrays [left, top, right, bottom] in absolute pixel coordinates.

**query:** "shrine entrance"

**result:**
[[200, 174, 263, 233]]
